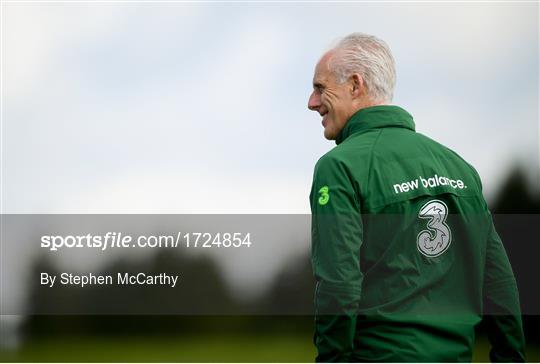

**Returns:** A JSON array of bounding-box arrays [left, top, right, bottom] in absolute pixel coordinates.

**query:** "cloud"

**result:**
[[50, 169, 310, 214], [2, 2, 538, 215]]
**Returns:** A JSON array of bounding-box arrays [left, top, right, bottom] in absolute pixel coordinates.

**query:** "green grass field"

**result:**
[[2, 335, 312, 363], [1, 335, 539, 362]]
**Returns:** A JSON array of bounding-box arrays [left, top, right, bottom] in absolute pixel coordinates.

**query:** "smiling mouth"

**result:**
[[321, 113, 328, 127]]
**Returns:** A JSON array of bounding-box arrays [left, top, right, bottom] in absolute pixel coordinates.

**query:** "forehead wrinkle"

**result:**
[[313, 50, 338, 87]]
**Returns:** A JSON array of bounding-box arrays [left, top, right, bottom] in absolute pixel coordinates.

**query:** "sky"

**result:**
[[2, 1, 538, 215], [0, 1, 539, 314]]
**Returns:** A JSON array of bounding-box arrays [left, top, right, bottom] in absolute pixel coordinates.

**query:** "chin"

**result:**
[[323, 129, 337, 140]]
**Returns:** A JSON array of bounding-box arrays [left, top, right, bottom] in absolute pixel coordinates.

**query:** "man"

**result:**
[[308, 33, 525, 362]]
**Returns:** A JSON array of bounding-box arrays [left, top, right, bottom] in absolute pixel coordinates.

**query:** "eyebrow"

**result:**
[[313, 82, 324, 89]]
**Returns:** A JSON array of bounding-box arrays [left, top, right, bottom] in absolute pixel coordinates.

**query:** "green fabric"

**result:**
[[310, 105, 525, 362]]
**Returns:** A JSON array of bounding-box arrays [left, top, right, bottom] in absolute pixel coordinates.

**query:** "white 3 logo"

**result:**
[[417, 199, 452, 257]]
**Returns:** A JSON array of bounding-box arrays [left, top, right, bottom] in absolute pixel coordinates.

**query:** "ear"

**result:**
[[350, 73, 364, 98]]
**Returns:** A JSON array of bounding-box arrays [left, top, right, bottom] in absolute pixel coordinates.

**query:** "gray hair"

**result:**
[[329, 33, 396, 103]]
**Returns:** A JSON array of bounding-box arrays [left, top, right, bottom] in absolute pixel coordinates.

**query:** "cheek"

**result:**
[[322, 93, 338, 110]]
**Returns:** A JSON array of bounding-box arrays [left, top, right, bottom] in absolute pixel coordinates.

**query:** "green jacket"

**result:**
[[310, 105, 525, 362]]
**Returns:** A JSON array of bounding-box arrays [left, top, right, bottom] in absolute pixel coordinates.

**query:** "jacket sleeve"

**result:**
[[483, 212, 526, 362], [310, 155, 363, 363]]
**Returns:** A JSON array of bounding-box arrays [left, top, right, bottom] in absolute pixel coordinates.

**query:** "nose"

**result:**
[[308, 90, 320, 111]]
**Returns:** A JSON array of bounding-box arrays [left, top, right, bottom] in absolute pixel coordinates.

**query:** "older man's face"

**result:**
[[308, 52, 355, 140]]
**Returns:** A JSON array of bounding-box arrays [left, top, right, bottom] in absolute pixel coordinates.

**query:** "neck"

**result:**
[[350, 98, 388, 118]]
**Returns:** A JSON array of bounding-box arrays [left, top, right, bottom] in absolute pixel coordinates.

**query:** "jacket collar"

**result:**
[[335, 105, 415, 145]]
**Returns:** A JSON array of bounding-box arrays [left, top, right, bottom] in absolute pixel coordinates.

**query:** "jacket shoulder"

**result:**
[[415, 132, 483, 186], [312, 130, 383, 206], [317, 129, 381, 167], [364, 128, 485, 210]]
